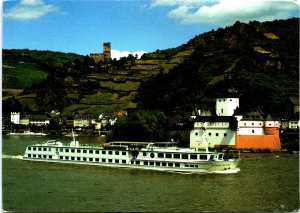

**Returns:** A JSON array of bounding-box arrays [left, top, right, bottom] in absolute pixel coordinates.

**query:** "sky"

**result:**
[[3, 0, 300, 60]]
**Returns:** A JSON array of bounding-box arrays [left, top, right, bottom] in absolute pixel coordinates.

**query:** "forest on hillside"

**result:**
[[137, 18, 299, 117]]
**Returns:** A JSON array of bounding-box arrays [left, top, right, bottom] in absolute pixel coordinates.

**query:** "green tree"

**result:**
[[111, 110, 169, 142]]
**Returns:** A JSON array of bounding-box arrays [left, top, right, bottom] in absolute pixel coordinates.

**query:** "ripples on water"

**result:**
[[2, 154, 23, 159], [2, 136, 299, 212]]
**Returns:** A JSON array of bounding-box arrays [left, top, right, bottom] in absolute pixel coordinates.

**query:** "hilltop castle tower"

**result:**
[[90, 42, 111, 64], [103, 42, 111, 63]]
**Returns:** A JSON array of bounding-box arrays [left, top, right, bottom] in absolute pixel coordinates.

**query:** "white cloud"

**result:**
[[151, 0, 218, 8], [111, 49, 146, 60], [151, 0, 299, 26], [4, 0, 60, 21], [132, 51, 147, 59]]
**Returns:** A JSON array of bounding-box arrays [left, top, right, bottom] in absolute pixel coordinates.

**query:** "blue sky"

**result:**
[[3, 0, 299, 59]]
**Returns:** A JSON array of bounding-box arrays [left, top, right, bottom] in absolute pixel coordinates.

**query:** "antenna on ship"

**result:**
[[70, 129, 79, 147], [72, 129, 75, 143], [205, 138, 209, 153]]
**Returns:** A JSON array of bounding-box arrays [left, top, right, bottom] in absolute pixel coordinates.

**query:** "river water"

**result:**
[[2, 136, 299, 212]]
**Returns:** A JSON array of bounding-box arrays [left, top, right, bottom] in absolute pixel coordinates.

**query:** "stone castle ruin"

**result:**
[[90, 42, 111, 64]]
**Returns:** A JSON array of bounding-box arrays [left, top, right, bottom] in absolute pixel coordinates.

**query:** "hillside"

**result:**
[[2, 49, 84, 94], [3, 37, 196, 115], [138, 18, 299, 116], [2, 18, 299, 117], [3, 63, 47, 90]]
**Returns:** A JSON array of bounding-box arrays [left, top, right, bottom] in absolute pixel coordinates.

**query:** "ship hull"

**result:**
[[22, 155, 240, 174], [23, 140, 240, 174]]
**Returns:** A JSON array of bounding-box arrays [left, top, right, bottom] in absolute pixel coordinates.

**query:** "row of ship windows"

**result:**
[[57, 149, 127, 155], [28, 148, 209, 160], [132, 161, 198, 168], [29, 147, 51, 151], [26, 154, 198, 168], [144, 152, 209, 160], [59, 156, 127, 163], [27, 154, 127, 163], [28, 147, 127, 156], [28, 154, 53, 159]]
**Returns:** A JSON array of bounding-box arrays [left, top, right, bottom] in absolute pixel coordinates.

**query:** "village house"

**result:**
[[94, 120, 102, 130], [20, 116, 30, 126], [73, 117, 90, 128], [10, 112, 50, 127], [30, 115, 50, 126], [10, 112, 20, 124]]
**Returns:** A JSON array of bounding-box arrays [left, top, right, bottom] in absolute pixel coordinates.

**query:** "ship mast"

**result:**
[[72, 129, 76, 143], [70, 129, 79, 147], [205, 138, 209, 153]]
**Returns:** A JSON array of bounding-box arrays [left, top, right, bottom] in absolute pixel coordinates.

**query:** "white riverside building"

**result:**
[[216, 98, 239, 116], [190, 116, 237, 149], [190, 96, 281, 150], [10, 112, 20, 125]]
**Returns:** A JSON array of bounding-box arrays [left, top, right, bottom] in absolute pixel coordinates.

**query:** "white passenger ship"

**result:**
[[23, 134, 240, 174]]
